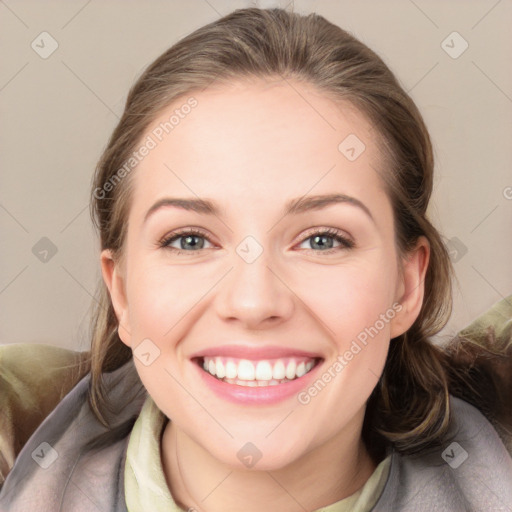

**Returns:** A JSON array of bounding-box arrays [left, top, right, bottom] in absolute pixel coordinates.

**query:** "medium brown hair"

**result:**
[[85, 7, 496, 457]]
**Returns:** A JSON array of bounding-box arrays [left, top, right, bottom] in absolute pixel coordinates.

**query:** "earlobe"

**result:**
[[389, 237, 430, 339], [100, 249, 132, 347]]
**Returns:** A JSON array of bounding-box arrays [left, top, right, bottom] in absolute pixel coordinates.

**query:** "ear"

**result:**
[[389, 236, 430, 338], [100, 249, 132, 347]]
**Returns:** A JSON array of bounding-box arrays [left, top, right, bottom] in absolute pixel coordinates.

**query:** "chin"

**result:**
[[202, 435, 310, 472]]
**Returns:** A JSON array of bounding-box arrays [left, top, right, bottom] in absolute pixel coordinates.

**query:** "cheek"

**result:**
[[124, 260, 200, 413], [297, 264, 395, 431], [125, 259, 203, 341], [293, 256, 398, 342]]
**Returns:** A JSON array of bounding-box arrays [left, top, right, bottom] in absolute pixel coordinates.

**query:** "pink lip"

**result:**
[[189, 344, 322, 360], [192, 357, 323, 405]]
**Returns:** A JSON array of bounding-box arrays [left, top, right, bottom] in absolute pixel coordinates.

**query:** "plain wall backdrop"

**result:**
[[1, 0, 511, 351]]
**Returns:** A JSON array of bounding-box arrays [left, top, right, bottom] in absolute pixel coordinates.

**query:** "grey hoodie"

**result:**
[[1, 360, 511, 512]]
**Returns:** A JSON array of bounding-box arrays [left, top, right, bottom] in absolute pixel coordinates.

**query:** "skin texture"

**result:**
[[101, 77, 429, 512]]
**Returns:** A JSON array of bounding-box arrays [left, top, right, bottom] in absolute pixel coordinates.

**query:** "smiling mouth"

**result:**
[[194, 356, 322, 387]]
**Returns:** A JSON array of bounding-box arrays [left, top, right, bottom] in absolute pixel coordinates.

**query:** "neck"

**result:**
[[160, 413, 378, 512]]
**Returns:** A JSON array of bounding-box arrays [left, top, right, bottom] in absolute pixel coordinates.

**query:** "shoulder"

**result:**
[[448, 394, 512, 463], [374, 394, 512, 511], [0, 343, 89, 485], [444, 294, 512, 454], [0, 356, 145, 511]]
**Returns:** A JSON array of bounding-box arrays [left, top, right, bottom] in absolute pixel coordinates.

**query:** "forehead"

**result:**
[[129, 78, 389, 223]]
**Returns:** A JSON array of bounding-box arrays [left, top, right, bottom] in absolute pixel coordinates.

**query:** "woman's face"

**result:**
[[102, 78, 427, 470]]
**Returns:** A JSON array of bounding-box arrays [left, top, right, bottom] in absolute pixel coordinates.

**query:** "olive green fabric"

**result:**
[[458, 295, 512, 342], [447, 295, 512, 453], [0, 343, 89, 485]]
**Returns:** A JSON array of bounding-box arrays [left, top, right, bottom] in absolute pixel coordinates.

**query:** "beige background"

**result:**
[[1, 0, 511, 351]]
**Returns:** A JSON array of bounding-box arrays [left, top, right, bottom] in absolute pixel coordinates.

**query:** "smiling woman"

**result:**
[[1, 6, 512, 512]]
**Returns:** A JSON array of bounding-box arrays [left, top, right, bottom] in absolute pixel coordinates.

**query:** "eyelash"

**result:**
[[158, 227, 355, 256]]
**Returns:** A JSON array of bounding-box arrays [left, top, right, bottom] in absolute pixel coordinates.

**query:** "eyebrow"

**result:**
[[143, 193, 374, 224]]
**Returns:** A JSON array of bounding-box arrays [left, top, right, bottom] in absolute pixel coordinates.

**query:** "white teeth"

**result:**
[[296, 362, 306, 377], [255, 361, 273, 380], [285, 360, 296, 380], [215, 359, 225, 379], [237, 359, 255, 380], [223, 378, 292, 386], [225, 360, 237, 379], [201, 356, 318, 384], [272, 360, 286, 380]]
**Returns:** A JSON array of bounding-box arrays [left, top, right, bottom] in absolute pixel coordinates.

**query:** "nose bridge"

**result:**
[[216, 235, 294, 326]]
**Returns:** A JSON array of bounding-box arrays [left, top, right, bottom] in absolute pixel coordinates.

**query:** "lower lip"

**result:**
[[193, 359, 323, 405]]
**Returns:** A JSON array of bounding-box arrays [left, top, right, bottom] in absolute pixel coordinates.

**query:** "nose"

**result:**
[[215, 248, 295, 330]]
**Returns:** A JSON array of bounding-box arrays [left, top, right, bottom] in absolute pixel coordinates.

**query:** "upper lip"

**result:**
[[189, 344, 323, 360]]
